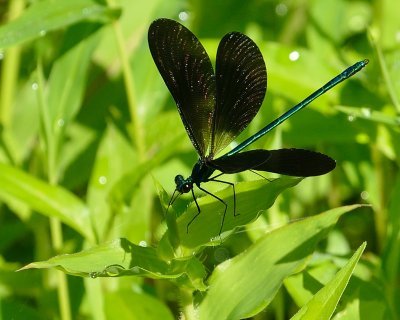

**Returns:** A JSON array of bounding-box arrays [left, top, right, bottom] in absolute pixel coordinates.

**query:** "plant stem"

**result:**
[[106, 0, 145, 160], [371, 142, 386, 251], [0, 0, 25, 165], [0, 0, 24, 128], [180, 288, 196, 320], [36, 56, 72, 320]]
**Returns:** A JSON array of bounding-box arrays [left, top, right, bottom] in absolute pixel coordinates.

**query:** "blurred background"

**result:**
[[0, 0, 399, 319]]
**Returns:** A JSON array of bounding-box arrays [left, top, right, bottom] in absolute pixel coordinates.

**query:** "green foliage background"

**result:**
[[0, 0, 399, 319]]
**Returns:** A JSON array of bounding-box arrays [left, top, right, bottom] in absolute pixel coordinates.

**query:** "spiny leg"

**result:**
[[187, 188, 201, 233], [197, 184, 228, 236], [209, 178, 237, 218]]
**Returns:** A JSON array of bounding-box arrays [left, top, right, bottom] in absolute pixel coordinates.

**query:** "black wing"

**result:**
[[252, 149, 336, 176], [148, 19, 216, 158], [210, 32, 267, 156], [209, 150, 271, 173]]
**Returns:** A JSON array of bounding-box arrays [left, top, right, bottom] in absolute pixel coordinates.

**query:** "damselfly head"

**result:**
[[174, 175, 193, 194]]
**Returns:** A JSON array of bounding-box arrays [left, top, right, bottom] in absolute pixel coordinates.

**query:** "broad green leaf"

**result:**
[[105, 290, 174, 320], [0, 162, 94, 242], [198, 205, 362, 320], [20, 238, 207, 290], [291, 242, 366, 320], [167, 177, 302, 250], [0, 0, 120, 48]]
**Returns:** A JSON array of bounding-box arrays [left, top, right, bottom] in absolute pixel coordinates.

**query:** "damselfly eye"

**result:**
[[182, 183, 192, 193], [175, 174, 184, 185]]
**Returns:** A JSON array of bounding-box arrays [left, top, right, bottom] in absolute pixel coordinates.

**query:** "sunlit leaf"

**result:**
[[0, 162, 94, 242], [198, 205, 362, 319], [105, 290, 174, 320], [20, 238, 207, 290], [0, 0, 120, 48], [291, 242, 366, 320], [166, 177, 303, 250]]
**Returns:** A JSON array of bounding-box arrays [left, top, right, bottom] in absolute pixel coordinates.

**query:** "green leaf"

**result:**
[[167, 177, 302, 250], [20, 238, 207, 290], [109, 130, 186, 207], [336, 105, 400, 127], [105, 290, 174, 320], [284, 260, 338, 307], [285, 251, 391, 319], [0, 298, 42, 320], [379, 0, 400, 50], [198, 205, 362, 320], [309, 0, 370, 44], [47, 23, 100, 128], [264, 43, 339, 107], [86, 123, 137, 241], [0, 162, 94, 242], [45, 23, 101, 179], [0, 0, 120, 48], [291, 242, 366, 320]]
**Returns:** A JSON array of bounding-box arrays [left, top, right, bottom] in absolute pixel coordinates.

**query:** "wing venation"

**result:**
[[210, 32, 267, 156], [148, 19, 216, 157]]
